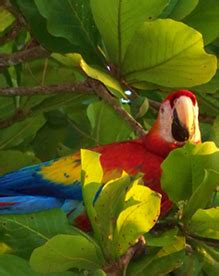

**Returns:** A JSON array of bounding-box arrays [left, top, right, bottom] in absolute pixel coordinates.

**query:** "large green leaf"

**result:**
[[123, 19, 217, 88], [183, 169, 219, 221], [0, 115, 45, 150], [15, 0, 75, 52], [162, 0, 199, 20], [0, 150, 40, 175], [34, 0, 103, 64], [187, 208, 219, 239], [87, 101, 133, 144], [184, 0, 219, 45], [30, 234, 104, 272], [0, 209, 79, 258], [161, 142, 219, 203], [94, 174, 132, 258], [0, 254, 38, 276], [90, 0, 169, 65]]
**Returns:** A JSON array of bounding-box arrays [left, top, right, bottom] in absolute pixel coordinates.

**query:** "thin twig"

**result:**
[[0, 46, 50, 69], [88, 79, 146, 136]]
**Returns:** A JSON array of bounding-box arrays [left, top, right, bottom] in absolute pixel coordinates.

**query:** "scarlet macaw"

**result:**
[[0, 90, 201, 229]]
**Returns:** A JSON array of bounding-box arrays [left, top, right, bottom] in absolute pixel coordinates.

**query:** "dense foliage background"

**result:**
[[0, 0, 219, 275]]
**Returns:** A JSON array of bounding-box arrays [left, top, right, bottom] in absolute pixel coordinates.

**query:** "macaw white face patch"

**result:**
[[159, 96, 201, 144]]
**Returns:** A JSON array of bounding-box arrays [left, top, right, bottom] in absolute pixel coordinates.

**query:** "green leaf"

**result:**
[[183, 169, 219, 221], [80, 59, 125, 98], [0, 209, 79, 258], [94, 174, 132, 258], [187, 207, 219, 239], [0, 254, 38, 276], [30, 234, 104, 273], [113, 184, 161, 256], [195, 70, 219, 94], [164, 0, 199, 20], [127, 239, 185, 276], [0, 150, 40, 175], [0, 8, 15, 32], [90, 0, 169, 65], [161, 142, 219, 203], [0, 115, 46, 150], [81, 149, 103, 234], [87, 101, 133, 144], [184, 0, 219, 45], [123, 19, 217, 88], [15, 0, 74, 52], [34, 0, 103, 64], [139, 250, 185, 276], [209, 116, 219, 147], [145, 228, 178, 247]]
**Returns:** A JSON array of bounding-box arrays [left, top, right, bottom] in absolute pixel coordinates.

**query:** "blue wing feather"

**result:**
[[0, 154, 83, 200]]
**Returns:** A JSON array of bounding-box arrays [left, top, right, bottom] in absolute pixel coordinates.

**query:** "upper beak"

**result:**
[[171, 97, 195, 142]]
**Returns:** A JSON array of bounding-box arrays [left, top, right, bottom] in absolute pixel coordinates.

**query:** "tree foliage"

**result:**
[[0, 0, 219, 275]]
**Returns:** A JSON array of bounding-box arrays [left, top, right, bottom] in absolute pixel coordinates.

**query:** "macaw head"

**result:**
[[143, 90, 201, 157]]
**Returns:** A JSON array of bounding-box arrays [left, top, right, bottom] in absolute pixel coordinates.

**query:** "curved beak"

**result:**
[[171, 96, 195, 142]]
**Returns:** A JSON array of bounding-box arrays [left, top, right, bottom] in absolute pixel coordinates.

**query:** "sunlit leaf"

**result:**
[[113, 183, 161, 256], [123, 19, 217, 87], [90, 0, 169, 65]]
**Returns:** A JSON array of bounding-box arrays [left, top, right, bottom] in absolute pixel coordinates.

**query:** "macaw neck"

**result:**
[[138, 121, 178, 158]]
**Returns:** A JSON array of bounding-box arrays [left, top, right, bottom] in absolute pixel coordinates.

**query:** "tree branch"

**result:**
[[0, 81, 93, 96], [103, 236, 146, 276], [0, 46, 50, 69], [88, 79, 146, 136]]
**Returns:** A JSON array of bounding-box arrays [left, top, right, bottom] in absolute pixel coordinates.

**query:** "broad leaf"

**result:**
[[34, 0, 103, 64], [187, 208, 219, 239], [15, 0, 74, 52], [183, 169, 219, 221], [87, 101, 133, 144], [90, 0, 169, 65], [0, 115, 45, 150], [161, 142, 219, 203], [0, 254, 37, 276], [162, 0, 199, 20], [0, 209, 79, 258], [30, 234, 104, 272], [123, 19, 217, 88], [184, 0, 219, 45]]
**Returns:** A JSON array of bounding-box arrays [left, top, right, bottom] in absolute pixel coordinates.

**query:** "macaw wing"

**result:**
[[0, 152, 82, 200]]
